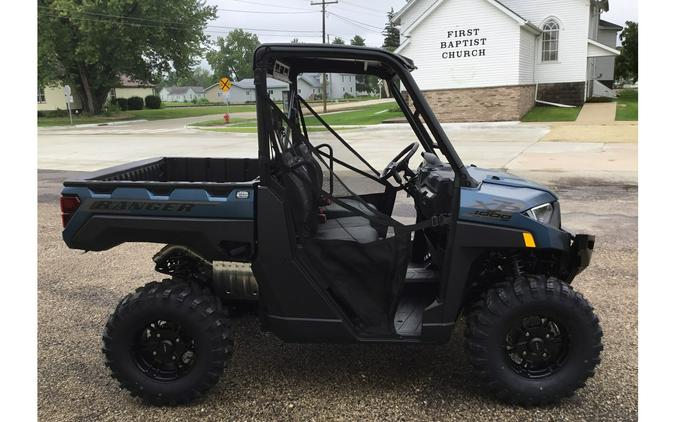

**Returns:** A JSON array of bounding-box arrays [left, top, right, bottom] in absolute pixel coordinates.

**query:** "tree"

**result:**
[[350, 35, 366, 47], [161, 67, 216, 88], [382, 8, 400, 52], [290, 38, 300, 44], [206, 29, 260, 82], [615, 21, 638, 82], [38, 0, 216, 113], [331, 36, 345, 45]]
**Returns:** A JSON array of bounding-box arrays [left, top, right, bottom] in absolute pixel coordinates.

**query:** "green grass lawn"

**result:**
[[38, 104, 257, 127], [206, 126, 363, 134], [615, 89, 638, 121], [304, 102, 402, 126], [521, 105, 582, 122], [189, 117, 255, 127], [37, 113, 137, 127], [195, 102, 402, 129]]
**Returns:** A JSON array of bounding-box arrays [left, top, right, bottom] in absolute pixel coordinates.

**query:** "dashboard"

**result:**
[[414, 152, 455, 219]]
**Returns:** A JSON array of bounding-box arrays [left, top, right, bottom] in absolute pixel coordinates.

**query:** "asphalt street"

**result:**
[[37, 122, 637, 421]]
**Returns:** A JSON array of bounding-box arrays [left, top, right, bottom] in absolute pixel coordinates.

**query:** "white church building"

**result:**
[[394, 0, 622, 121]]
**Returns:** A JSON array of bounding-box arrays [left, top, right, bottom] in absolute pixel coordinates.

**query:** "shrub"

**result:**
[[127, 96, 144, 110], [116, 98, 129, 111], [103, 102, 120, 116], [343, 92, 354, 99], [144, 95, 161, 109], [39, 109, 70, 118]]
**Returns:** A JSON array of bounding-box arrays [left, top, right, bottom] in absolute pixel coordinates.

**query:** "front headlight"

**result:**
[[523, 203, 555, 224]]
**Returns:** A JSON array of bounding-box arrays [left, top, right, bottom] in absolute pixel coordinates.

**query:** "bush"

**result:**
[[343, 92, 354, 99], [116, 98, 129, 111], [127, 96, 144, 110], [144, 95, 161, 109], [103, 102, 120, 115], [38, 109, 70, 118]]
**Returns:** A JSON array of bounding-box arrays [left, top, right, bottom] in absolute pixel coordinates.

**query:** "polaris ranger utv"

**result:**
[[60, 44, 601, 406]]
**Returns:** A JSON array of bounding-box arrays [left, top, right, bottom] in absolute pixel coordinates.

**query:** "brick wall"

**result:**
[[536, 82, 586, 106], [414, 85, 536, 122]]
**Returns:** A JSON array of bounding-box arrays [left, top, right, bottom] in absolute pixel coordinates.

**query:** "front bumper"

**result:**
[[566, 234, 596, 282]]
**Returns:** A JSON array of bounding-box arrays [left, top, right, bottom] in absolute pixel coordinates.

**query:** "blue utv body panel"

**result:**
[[61, 157, 259, 261], [458, 167, 568, 250]]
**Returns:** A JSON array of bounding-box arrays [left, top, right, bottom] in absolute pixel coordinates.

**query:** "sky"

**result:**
[[205, 0, 408, 47], [200, 0, 638, 68], [601, 0, 639, 28]]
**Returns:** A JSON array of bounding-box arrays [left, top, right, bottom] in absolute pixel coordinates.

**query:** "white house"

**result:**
[[297, 74, 322, 99], [222, 78, 288, 104], [159, 86, 205, 102], [211, 74, 356, 105], [325, 73, 357, 98], [394, 0, 622, 122]]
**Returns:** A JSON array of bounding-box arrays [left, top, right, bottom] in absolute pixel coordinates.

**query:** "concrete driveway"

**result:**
[[38, 121, 637, 183]]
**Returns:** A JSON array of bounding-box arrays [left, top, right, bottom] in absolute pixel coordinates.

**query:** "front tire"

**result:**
[[464, 275, 602, 405], [102, 279, 233, 405]]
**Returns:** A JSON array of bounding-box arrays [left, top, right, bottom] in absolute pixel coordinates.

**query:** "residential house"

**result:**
[[159, 86, 205, 102], [225, 78, 287, 104], [110, 75, 156, 99], [38, 85, 82, 112], [200, 73, 356, 105], [38, 75, 156, 111], [204, 83, 226, 103]]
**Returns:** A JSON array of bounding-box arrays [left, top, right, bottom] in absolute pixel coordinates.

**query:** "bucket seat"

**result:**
[[280, 150, 378, 244]]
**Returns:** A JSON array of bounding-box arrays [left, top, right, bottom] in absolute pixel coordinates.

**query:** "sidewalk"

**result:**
[[576, 102, 618, 123]]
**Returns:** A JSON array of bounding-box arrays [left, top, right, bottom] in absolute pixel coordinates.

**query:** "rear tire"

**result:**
[[102, 279, 233, 405], [464, 275, 602, 405]]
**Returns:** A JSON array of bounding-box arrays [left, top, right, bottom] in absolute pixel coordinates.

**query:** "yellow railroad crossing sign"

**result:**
[[219, 77, 233, 92]]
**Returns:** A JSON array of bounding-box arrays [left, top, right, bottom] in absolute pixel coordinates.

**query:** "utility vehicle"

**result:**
[[60, 44, 601, 406]]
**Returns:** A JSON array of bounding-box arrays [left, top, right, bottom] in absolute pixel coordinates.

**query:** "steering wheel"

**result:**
[[380, 142, 419, 186]]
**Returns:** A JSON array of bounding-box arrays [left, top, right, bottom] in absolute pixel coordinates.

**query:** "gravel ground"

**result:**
[[38, 170, 637, 421]]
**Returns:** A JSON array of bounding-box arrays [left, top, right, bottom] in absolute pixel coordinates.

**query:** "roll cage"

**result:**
[[253, 44, 478, 189]]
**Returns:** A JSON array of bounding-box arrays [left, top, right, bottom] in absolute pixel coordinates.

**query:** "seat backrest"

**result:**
[[294, 143, 323, 198], [279, 150, 319, 237]]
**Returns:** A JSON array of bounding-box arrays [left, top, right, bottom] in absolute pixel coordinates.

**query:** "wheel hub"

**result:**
[[505, 315, 569, 378], [133, 319, 197, 381]]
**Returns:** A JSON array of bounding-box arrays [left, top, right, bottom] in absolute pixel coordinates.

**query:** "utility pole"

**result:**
[[311, 0, 337, 112]]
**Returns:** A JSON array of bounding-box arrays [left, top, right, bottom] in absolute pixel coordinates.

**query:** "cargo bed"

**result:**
[[61, 157, 259, 261]]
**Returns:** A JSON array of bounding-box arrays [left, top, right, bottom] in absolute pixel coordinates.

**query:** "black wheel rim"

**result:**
[[132, 319, 197, 381], [505, 315, 569, 379]]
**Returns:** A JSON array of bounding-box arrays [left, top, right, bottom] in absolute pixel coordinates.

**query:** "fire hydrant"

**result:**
[[223, 113, 230, 124]]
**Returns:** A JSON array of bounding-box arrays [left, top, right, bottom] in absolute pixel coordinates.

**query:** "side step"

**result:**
[[394, 295, 429, 337]]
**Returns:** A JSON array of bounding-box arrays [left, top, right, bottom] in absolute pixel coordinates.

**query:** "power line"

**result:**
[[218, 9, 318, 15], [329, 12, 384, 31], [327, 12, 383, 34]]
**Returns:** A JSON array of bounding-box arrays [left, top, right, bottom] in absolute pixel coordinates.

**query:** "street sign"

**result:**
[[63, 85, 74, 125], [219, 77, 233, 92]]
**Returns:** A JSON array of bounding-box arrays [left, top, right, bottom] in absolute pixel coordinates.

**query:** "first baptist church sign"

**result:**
[[440, 28, 487, 59]]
